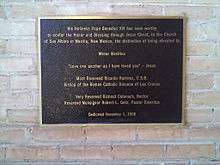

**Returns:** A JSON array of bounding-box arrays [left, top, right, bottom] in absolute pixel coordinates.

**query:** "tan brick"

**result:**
[[165, 144, 215, 159], [135, 163, 158, 165], [137, 126, 187, 140], [0, 5, 5, 18], [85, 125, 135, 142], [187, 91, 220, 107], [112, 145, 163, 159], [190, 128, 220, 140], [108, 0, 189, 2], [60, 146, 84, 160], [188, 21, 220, 41], [165, 6, 214, 20], [88, 2, 112, 14], [0, 107, 7, 123], [0, 75, 9, 90], [111, 5, 163, 15], [56, 3, 88, 15], [0, 58, 34, 73], [7, 109, 38, 123], [61, 145, 111, 160], [194, 163, 220, 165], [8, 91, 33, 108], [215, 5, 220, 17], [0, 20, 35, 36], [0, 91, 10, 107], [217, 42, 220, 57], [191, 0, 220, 4], [32, 90, 39, 107], [3, 0, 31, 2], [6, 147, 59, 160], [188, 41, 216, 56], [165, 163, 187, 165], [0, 39, 6, 53], [10, 75, 38, 90], [0, 128, 27, 143], [186, 109, 213, 123], [186, 73, 213, 90], [217, 144, 220, 158], [214, 109, 220, 124], [6, 39, 37, 54], [32, 126, 85, 141], [187, 57, 220, 72], [144, 0, 189, 2], [0, 148, 5, 159], [187, 23, 198, 41], [85, 145, 112, 160], [214, 74, 220, 89], [7, 2, 57, 18]]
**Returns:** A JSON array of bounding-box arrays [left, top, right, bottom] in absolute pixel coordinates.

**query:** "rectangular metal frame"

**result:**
[[37, 16, 187, 127]]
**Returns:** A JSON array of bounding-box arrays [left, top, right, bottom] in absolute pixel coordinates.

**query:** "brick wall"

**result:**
[[0, 0, 220, 164]]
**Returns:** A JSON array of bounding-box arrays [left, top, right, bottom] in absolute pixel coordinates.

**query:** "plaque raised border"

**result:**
[[38, 16, 187, 126]]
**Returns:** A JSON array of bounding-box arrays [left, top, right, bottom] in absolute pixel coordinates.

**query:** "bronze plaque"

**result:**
[[39, 16, 185, 124]]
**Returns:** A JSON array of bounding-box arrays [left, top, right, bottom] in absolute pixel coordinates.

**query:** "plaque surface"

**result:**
[[39, 16, 185, 124]]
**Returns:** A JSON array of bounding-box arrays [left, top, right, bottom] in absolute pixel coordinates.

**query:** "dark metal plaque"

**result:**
[[39, 16, 185, 124]]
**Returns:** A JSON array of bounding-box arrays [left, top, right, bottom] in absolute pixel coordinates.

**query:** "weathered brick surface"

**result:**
[[7, 109, 38, 123], [189, 128, 220, 140], [88, 1, 113, 14], [0, 128, 27, 144], [108, 0, 189, 3], [188, 21, 220, 41], [31, 90, 40, 107], [186, 73, 213, 90], [0, 58, 34, 73], [10, 75, 38, 90], [214, 109, 220, 124], [188, 91, 220, 107], [6, 2, 57, 18], [32, 126, 85, 142], [61, 145, 112, 160], [61, 144, 163, 160], [60, 146, 84, 160], [217, 144, 220, 158], [165, 144, 215, 159], [214, 74, 220, 89], [111, 5, 163, 15], [85, 125, 136, 142], [188, 41, 216, 56], [165, 6, 214, 20], [191, 0, 220, 4], [6, 39, 37, 55], [0, 74, 9, 90], [6, 147, 59, 160], [8, 91, 34, 108], [186, 109, 213, 124], [165, 163, 187, 165], [137, 126, 188, 140], [141, 0, 189, 2], [194, 163, 220, 165], [217, 42, 220, 57], [0, 107, 7, 123], [85, 145, 112, 160], [0, 20, 35, 36], [0, 5, 5, 18], [0, 148, 5, 159], [112, 145, 163, 160], [0, 39, 6, 53], [187, 57, 220, 72], [0, 91, 10, 107], [56, 2, 88, 15]]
